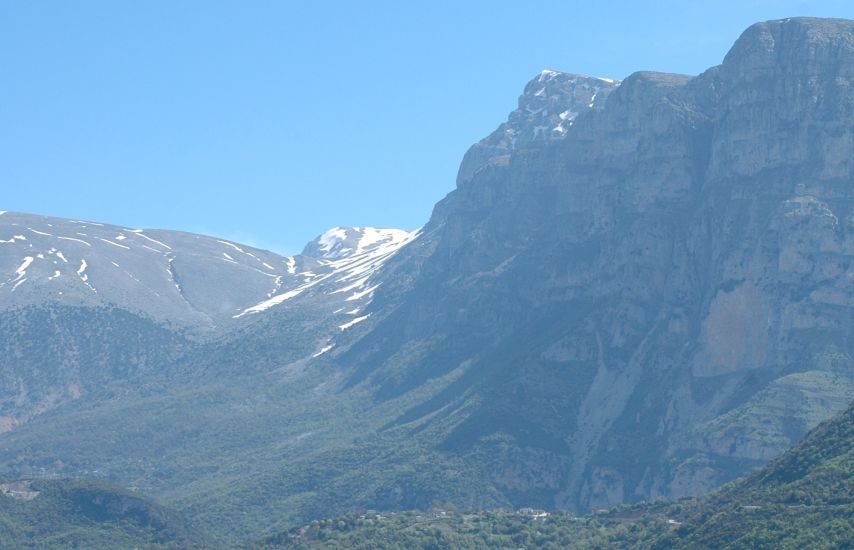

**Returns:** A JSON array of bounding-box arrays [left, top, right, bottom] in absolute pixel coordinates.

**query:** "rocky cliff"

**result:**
[[337, 17, 854, 512]]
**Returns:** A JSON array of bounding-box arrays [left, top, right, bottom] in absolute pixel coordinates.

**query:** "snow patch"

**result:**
[[57, 236, 91, 247], [129, 230, 172, 250], [236, 227, 421, 318], [234, 287, 307, 317], [339, 314, 370, 330], [0, 235, 26, 244], [97, 237, 130, 250], [13, 257, 33, 283], [312, 344, 334, 358], [346, 284, 380, 301], [77, 259, 96, 292]]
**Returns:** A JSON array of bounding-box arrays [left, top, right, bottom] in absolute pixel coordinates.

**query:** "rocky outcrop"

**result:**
[[456, 70, 619, 186]]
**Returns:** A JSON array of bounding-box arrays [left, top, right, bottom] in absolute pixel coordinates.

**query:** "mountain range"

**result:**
[[2, 16, 854, 547]]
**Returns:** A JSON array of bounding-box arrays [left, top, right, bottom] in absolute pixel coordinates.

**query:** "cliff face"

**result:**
[[341, 18, 854, 511]]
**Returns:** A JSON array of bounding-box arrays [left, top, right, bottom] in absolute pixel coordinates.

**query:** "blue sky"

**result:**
[[3, 1, 853, 254]]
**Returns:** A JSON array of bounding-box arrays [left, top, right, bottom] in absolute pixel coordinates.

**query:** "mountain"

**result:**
[[2, 15, 854, 545], [328, 15, 854, 512], [0, 211, 414, 330], [0, 212, 416, 433]]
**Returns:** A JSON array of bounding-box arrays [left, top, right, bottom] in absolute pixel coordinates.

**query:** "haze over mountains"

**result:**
[[2, 16, 854, 547]]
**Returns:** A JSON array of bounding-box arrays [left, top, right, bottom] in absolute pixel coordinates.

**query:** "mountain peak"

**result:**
[[723, 16, 854, 74], [456, 69, 620, 186], [301, 227, 412, 260]]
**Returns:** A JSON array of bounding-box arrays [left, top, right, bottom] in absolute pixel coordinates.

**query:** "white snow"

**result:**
[[13, 256, 33, 282], [235, 227, 421, 318], [115, 234, 126, 240], [346, 284, 380, 301], [0, 211, 5, 216], [167, 257, 182, 293], [234, 287, 308, 317], [267, 275, 283, 298], [312, 344, 334, 358], [331, 277, 370, 295], [48, 270, 61, 280], [262, 262, 275, 270], [129, 230, 172, 250], [0, 235, 26, 244], [222, 252, 237, 263], [339, 314, 370, 330], [77, 259, 98, 292], [217, 240, 258, 260], [537, 69, 560, 82], [57, 236, 91, 247], [56, 251, 68, 263], [28, 228, 52, 236], [316, 227, 349, 258], [354, 227, 410, 255], [11, 279, 26, 292], [97, 237, 130, 250]]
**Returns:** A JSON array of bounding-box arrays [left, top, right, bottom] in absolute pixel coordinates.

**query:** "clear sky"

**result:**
[[3, 1, 854, 254]]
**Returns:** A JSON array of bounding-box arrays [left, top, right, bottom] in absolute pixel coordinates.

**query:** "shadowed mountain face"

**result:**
[[1, 16, 854, 542]]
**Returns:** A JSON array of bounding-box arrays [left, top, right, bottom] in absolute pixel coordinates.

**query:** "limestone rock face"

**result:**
[[340, 17, 854, 512], [456, 70, 619, 186]]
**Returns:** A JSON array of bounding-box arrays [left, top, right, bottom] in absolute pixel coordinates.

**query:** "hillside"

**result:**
[[264, 400, 854, 549], [662, 399, 854, 548], [0, 478, 196, 549]]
